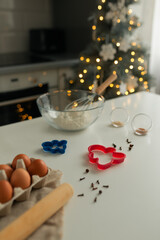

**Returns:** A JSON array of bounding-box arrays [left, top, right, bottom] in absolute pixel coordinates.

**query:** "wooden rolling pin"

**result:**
[[95, 74, 117, 95], [0, 183, 74, 240]]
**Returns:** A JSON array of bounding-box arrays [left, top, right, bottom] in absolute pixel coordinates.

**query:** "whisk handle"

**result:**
[[96, 74, 117, 95]]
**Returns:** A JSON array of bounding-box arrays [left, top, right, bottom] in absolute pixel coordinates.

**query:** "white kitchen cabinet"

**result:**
[[0, 59, 78, 93]]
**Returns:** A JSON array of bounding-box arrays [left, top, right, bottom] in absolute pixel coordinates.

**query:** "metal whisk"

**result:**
[[65, 74, 117, 111]]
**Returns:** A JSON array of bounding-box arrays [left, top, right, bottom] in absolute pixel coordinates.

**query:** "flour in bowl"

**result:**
[[44, 111, 93, 130]]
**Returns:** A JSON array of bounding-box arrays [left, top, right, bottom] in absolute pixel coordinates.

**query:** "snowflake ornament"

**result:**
[[119, 38, 130, 52], [127, 75, 138, 91], [105, 0, 128, 25], [99, 44, 116, 61], [119, 81, 127, 94]]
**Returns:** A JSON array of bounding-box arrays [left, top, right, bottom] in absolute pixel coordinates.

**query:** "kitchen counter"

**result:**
[[0, 91, 160, 240], [0, 56, 79, 75]]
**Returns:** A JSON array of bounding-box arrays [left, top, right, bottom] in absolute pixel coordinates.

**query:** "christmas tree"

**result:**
[[66, 0, 154, 99]]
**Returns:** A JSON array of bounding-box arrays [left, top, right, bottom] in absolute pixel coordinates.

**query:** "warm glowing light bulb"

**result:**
[[97, 37, 101, 41], [113, 71, 117, 75], [86, 58, 90, 62], [96, 74, 100, 79], [128, 26, 132, 31], [69, 80, 74, 84], [28, 116, 32, 120], [92, 25, 96, 30], [125, 91, 129, 95], [138, 66, 144, 70], [117, 19, 121, 23], [139, 77, 143, 82], [110, 83, 114, 88], [129, 88, 135, 93], [117, 91, 121, 95], [80, 79, 84, 83], [80, 56, 84, 61], [79, 73, 83, 78], [137, 22, 141, 27], [129, 20, 134, 25], [97, 66, 101, 70], [101, 0, 106, 3], [99, 16, 104, 21], [119, 57, 123, 61], [130, 58, 135, 62], [83, 69, 87, 73], [116, 84, 120, 88], [96, 58, 101, 62], [131, 42, 137, 46], [98, 5, 102, 10], [129, 65, 134, 69], [114, 60, 118, 64], [125, 69, 129, 73], [89, 86, 93, 90], [116, 42, 120, 47], [141, 71, 147, 75], [128, 9, 132, 15], [131, 51, 135, 56]]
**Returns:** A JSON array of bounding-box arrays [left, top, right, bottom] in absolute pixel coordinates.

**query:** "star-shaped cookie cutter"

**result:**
[[42, 140, 67, 154], [88, 144, 126, 170]]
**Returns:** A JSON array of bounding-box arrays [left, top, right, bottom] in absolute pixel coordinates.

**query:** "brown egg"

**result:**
[[0, 164, 13, 179], [12, 154, 31, 169], [0, 180, 13, 203], [10, 168, 31, 189], [28, 159, 48, 177]]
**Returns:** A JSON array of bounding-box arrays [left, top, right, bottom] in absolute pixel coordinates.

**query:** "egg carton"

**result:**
[[0, 159, 53, 216]]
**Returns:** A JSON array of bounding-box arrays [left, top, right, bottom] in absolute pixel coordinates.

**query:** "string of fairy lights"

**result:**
[[69, 0, 149, 96]]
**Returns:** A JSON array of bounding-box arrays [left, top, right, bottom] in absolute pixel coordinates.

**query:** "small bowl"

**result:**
[[36, 90, 104, 131], [131, 113, 152, 136], [110, 107, 129, 127]]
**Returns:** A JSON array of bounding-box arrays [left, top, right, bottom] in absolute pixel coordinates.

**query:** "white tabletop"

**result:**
[[0, 91, 160, 240]]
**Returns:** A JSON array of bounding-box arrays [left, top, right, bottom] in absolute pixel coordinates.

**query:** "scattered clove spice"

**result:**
[[91, 183, 94, 188], [128, 144, 134, 151], [77, 194, 84, 197], [85, 169, 89, 174], [99, 190, 102, 195], [94, 197, 97, 203], [112, 143, 116, 148], [119, 147, 122, 150], [79, 177, 85, 181], [96, 180, 100, 184], [92, 187, 98, 191], [103, 185, 109, 188], [126, 139, 131, 144]]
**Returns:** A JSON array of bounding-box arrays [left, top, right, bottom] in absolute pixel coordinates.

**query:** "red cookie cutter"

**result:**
[[88, 145, 126, 170]]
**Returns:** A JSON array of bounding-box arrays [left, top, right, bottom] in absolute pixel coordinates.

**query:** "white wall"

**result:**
[[0, 0, 53, 54], [130, 0, 155, 50], [149, 0, 160, 93]]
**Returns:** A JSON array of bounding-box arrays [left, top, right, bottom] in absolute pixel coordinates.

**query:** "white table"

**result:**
[[1, 91, 160, 240]]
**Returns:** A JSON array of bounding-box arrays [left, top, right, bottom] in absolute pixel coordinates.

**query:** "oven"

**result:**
[[0, 83, 48, 126]]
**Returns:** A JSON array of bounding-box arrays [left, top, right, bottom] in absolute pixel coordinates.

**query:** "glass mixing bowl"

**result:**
[[36, 90, 104, 131]]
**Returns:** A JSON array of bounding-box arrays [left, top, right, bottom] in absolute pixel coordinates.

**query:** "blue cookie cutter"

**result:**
[[42, 140, 67, 154]]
